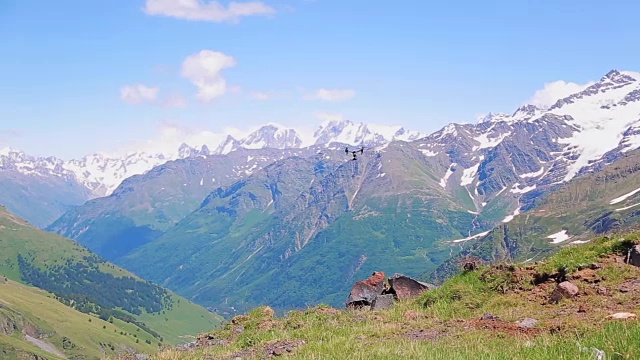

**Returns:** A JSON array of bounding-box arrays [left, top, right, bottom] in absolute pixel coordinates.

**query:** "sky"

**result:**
[[1, 0, 640, 159]]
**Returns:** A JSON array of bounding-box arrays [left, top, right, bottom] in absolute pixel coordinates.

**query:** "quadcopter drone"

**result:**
[[345, 146, 364, 160]]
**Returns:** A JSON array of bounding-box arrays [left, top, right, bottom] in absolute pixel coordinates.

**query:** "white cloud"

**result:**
[[249, 90, 289, 100], [162, 95, 187, 108], [315, 112, 344, 122], [144, 0, 276, 23], [526, 80, 595, 109], [250, 91, 272, 100], [306, 88, 356, 101], [181, 50, 237, 102], [120, 84, 160, 104]]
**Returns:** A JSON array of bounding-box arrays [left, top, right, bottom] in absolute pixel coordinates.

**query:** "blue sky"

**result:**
[[1, 0, 640, 159]]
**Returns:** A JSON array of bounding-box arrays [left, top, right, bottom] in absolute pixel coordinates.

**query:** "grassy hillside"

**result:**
[[0, 278, 159, 360], [130, 232, 640, 359], [428, 148, 640, 282], [0, 205, 223, 349]]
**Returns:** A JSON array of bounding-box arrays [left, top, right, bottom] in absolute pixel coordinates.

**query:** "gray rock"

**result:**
[[481, 313, 499, 321], [550, 281, 579, 303], [346, 272, 386, 308], [627, 245, 640, 267], [371, 294, 395, 311], [388, 273, 437, 300], [517, 318, 538, 329]]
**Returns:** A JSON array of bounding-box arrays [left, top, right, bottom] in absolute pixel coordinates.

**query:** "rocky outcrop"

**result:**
[[346, 271, 437, 310], [388, 273, 437, 300], [345, 272, 387, 309], [370, 294, 395, 311]]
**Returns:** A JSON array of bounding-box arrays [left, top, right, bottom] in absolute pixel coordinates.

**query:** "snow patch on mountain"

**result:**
[[510, 183, 537, 194], [460, 164, 480, 186], [501, 207, 521, 223], [547, 230, 571, 244], [451, 230, 490, 243], [615, 203, 640, 212], [609, 187, 640, 205], [472, 131, 510, 151], [440, 163, 456, 188], [520, 167, 545, 178]]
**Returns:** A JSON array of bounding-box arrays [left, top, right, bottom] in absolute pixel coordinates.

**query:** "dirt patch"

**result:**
[[25, 335, 67, 359], [263, 340, 306, 357], [225, 339, 306, 359], [315, 307, 341, 315], [618, 279, 640, 293], [404, 310, 426, 321], [258, 320, 279, 332], [570, 269, 601, 283], [405, 328, 448, 342], [464, 319, 544, 337]]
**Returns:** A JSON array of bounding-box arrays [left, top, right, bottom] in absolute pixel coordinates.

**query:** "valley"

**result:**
[[0, 205, 223, 359]]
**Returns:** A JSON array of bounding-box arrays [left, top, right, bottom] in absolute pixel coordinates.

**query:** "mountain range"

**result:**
[[0, 121, 422, 228], [4, 68, 640, 315]]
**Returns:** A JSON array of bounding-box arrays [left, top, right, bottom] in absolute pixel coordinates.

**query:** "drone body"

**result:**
[[345, 146, 365, 160]]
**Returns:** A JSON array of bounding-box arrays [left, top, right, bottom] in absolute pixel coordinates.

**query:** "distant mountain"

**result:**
[[427, 147, 640, 283], [26, 69, 640, 313], [1, 120, 423, 227], [0, 149, 92, 228], [46, 147, 339, 262], [0, 205, 223, 351]]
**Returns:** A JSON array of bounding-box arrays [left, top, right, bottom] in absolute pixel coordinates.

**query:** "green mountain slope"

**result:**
[[0, 170, 91, 229], [0, 278, 160, 360], [0, 206, 223, 349], [428, 148, 640, 282], [117, 144, 504, 314], [46, 149, 318, 262]]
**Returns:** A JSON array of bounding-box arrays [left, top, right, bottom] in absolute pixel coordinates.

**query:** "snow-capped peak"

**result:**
[[511, 105, 542, 121], [601, 69, 636, 83], [2, 119, 425, 198], [0, 147, 14, 156], [240, 124, 302, 150], [477, 112, 510, 124]]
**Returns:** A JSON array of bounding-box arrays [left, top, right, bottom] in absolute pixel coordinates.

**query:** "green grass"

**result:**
[[137, 292, 222, 344], [0, 279, 158, 360], [0, 334, 62, 360], [143, 232, 640, 360], [0, 208, 94, 280], [0, 205, 224, 349], [535, 233, 640, 275]]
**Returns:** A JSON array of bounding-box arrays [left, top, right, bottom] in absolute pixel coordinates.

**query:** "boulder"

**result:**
[[628, 245, 640, 267], [345, 271, 386, 309], [481, 313, 499, 321], [550, 281, 579, 303], [516, 318, 538, 329], [388, 273, 437, 300], [371, 294, 395, 311]]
